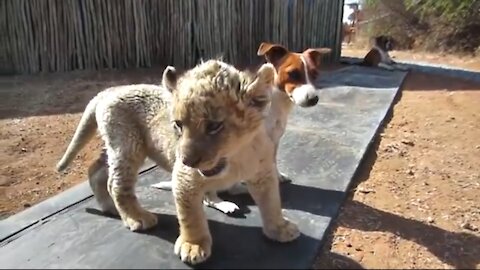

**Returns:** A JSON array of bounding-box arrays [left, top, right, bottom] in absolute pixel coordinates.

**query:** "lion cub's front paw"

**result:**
[[174, 235, 212, 265], [263, 218, 300, 243], [122, 209, 158, 232]]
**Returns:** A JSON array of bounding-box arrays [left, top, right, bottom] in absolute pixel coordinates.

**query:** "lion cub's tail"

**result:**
[[56, 97, 99, 172]]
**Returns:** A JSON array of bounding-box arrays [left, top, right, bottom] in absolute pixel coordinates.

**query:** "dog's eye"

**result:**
[[287, 70, 302, 81], [172, 120, 183, 134], [205, 121, 224, 135]]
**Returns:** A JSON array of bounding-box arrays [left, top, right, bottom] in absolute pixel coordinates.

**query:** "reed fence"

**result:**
[[1, 0, 344, 75]]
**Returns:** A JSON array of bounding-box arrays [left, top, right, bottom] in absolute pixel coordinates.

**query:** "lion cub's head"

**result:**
[[162, 59, 275, 178]]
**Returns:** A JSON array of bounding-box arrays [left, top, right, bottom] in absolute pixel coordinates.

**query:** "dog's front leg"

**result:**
[[378, 62, 395, 71], [393, 63, 410, 71], [277, 170, 292, 183], [203, 191, 240, 214], [172, 167, 212, 265], [246, 169, 300, 242], [150, 180, 173, 190], [273, 141, 292, 184]]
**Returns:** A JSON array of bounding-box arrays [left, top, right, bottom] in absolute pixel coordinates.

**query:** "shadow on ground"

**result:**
[[0, 66, 170, 120], [85, 208, 323, 269], [313, 83, 480, 269], [335, 200, 480, 269], [0, 60, 339, 121], [341, 56, 480, 87]]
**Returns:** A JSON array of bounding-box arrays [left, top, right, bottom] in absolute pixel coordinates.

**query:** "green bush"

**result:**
[[360, 0, 480, 54]]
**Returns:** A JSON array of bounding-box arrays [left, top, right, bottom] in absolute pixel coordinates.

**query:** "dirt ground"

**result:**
[[0, 67, 168, 217], [314, 49, 480, 269], [342, 44, 480, 71], [1, 50, 479, 269]]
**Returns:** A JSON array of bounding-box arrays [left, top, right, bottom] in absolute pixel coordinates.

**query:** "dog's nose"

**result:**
[[182, 155, 201, 168], [306, 96, 319, 107]]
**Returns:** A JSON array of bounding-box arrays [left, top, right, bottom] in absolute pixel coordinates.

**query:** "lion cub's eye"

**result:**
[[172, 120, 183, 134], [205, 121, 224, 135], [249, 96, 269, 108]]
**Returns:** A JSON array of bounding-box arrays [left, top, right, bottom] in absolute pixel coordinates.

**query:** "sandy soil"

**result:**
[[314, 49, 480, 269], [0, 67, 167, 217], [342, 45, 480, 71]]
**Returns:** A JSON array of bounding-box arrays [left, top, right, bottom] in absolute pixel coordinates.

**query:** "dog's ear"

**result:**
[[373, 36, 383, 46], [374, 35, 390, 48], [257, 42, 288, 67], [162, 66, 177, 93], [386, 36, 396, 51], [303, 47, 332, 68], [375, 35, 395, 51]]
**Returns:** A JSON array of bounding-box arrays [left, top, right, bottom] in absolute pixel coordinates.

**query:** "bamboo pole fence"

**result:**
[[0, 0, 343, 75]]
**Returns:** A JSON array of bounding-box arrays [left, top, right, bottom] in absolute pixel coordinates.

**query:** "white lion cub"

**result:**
[[56, 60, 300, 265]]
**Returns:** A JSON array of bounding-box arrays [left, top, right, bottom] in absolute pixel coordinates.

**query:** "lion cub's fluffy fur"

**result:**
[[56, 60, 300, 265]]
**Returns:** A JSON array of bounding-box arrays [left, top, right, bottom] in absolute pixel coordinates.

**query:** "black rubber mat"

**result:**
[[0, 66, 407, 269]]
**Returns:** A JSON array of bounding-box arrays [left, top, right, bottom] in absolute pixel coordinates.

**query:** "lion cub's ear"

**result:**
[[162, 66, 177, 93], [245, 63, 276, 109]]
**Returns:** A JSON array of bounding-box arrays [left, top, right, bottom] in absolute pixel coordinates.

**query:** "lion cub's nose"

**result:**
[[182, 155, 202, 168]]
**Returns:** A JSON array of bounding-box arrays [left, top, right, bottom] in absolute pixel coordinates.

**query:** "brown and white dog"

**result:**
[[153, 42, 332, 214], [358, 35, 409, 71]]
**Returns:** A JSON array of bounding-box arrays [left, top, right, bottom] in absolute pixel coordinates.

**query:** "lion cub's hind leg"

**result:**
[[101, 126, 158, 232], [88, 149, 118, 216]]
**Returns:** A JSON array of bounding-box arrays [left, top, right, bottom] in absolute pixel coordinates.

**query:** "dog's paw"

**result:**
[[122, 209, 158, 231], [206, 200, 240, 214], [150, 181, 173, 191], [263, 218, 300, 243], [278, 172, 292, 183], [174, 235, 212, 265]]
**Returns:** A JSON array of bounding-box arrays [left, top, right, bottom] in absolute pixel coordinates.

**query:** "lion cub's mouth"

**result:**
[[198, 158, 227, 177]]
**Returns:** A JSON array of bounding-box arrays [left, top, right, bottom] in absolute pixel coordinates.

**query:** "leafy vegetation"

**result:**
[[360, 0, 480, 54]]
